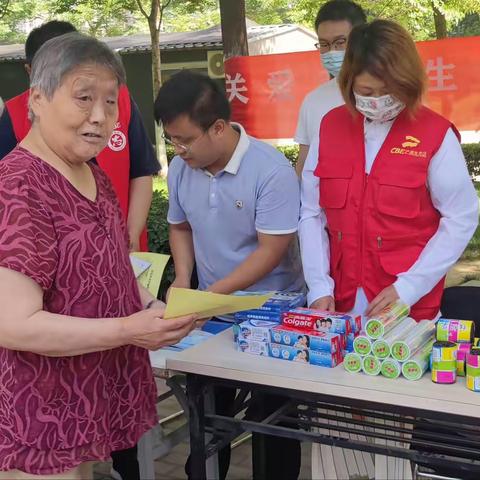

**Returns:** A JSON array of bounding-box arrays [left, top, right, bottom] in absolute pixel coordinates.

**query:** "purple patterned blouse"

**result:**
[[0, 147, 157, 475]]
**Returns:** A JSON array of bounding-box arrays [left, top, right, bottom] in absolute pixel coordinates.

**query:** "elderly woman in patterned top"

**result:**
[[0, 33, 197, 480]]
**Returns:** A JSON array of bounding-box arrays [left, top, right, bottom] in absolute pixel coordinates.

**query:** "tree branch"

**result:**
[[158, 0, 172, 28], [135, 0, 149, 20], [0, 0, 11, 21]]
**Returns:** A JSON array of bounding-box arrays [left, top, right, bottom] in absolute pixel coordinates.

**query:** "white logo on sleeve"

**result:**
[[108, 123, 127, 152]]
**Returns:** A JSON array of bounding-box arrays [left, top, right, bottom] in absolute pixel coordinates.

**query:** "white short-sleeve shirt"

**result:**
[[294, 78, 344, 146]]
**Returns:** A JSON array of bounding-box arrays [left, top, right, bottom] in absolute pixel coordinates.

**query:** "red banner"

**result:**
[[225, 36, 480, 139]]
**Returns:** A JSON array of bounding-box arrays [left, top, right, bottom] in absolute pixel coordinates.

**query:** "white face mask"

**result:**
[[321, 50, 345, 78], [354, 92, 405, 122]]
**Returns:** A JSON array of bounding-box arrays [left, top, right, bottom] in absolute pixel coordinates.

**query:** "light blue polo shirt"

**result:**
[[167, 123, 304, 294]]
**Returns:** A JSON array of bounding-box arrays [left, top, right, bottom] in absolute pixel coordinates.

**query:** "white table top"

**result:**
[[149, 348, 180, 376], [167, 329, 480, 420]]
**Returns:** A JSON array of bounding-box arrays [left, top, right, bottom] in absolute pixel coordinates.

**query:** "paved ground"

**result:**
[[446, 258, 480, 286]]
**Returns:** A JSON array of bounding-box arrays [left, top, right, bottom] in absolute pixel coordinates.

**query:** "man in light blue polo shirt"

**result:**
[[154, 71, 304, 480]]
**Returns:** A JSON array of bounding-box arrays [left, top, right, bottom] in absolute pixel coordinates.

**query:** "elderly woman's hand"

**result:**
[[122, 308, 197, 351]]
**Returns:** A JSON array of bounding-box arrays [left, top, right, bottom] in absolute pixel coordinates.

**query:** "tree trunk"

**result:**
[[219, 0, 249, 59], [149, 0, 168, 177], [432, 1, 448, 39], [149, 18, 161, 95]]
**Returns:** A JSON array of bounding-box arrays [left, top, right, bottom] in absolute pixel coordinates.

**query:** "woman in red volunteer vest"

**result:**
[[299, 19, 478, 321]]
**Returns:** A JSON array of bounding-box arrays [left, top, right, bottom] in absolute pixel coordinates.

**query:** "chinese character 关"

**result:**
[[225, 73, 249, 104]]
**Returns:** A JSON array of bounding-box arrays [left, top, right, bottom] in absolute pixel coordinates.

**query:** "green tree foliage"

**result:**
[[0, 0, 10, 19], [162, 0, 219, 31], [0, 0, 39, 43], [245, 0, 480, 40], [48, 0, 147, 37], [450, 12, 480, 37], [2, 0, 480, 43]]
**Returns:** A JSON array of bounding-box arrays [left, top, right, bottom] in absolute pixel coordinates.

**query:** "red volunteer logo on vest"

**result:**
[[108, 122, 127, 152], [391, 135, 427, 158]]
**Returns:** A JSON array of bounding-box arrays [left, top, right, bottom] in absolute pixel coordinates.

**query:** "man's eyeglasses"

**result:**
[[162, 120, 217, 155], [162, 131, 206, 155], [314, 37, 347, 53]]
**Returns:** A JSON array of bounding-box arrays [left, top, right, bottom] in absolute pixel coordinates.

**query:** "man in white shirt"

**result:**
[[294, 0, 366, 175]]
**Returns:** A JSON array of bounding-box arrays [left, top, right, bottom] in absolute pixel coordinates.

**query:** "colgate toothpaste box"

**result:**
[[233, 290, 307, 323], [333, 332, 349, 351], [270, 325, 340, 354], [345, 333, 357, 352], [268, 343, 341, 368], [282, 309, 361, 335]]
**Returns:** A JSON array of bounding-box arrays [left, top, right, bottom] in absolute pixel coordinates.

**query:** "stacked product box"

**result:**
[[235, 318, 343, 368], [281, 308, 362, 356], [431, 319, 477, 389], [271, 325, 341, 354], [234, 291, 307, 323]]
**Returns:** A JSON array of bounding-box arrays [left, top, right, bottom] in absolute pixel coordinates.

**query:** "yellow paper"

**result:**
[[164, 288, 272, 319], [130, 252, 170, 296]]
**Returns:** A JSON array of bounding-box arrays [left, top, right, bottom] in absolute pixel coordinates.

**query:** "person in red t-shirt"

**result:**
[[0, 20, 159, 252]]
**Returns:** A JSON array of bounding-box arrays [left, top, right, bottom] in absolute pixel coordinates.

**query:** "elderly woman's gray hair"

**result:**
[[30, 32, 126, 100]]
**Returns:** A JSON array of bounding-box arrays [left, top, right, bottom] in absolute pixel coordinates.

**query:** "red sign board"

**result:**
[[225, 36, 480, 138]]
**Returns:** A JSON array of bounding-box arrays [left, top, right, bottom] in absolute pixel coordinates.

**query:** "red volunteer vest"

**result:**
[[314, 106, 458, 320], [6, 85, 148, 251]]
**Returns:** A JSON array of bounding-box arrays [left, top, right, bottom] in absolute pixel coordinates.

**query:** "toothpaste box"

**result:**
[[345, 333, 356, 352], [270, 325, 340, 354], [282, 309, 361, 335], [234, 320, 277, 343], [236, 339, 269, 356], [268, 343, 341, 368], [327, 332, 347, 351], [234, 310, 283, 323], [314, 310, 361, 333], [234, 291, 306, 313]]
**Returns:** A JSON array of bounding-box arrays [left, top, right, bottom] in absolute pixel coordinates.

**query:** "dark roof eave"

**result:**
[[0, 41, 224, 62]]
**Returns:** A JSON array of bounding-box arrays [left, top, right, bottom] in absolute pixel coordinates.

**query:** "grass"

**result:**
[[153, 175, 168, 193]]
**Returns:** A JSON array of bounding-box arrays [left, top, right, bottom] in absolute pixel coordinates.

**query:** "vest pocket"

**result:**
[[320, 179, 350, 209], [377, 182, 422, 219], [316, 163, 353, 210]]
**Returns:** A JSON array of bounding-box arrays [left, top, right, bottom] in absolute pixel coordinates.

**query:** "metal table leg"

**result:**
[[187, 374, 208, 480]]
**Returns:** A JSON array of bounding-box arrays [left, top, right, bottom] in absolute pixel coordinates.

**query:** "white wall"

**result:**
[[248, 30, 317, 56]]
